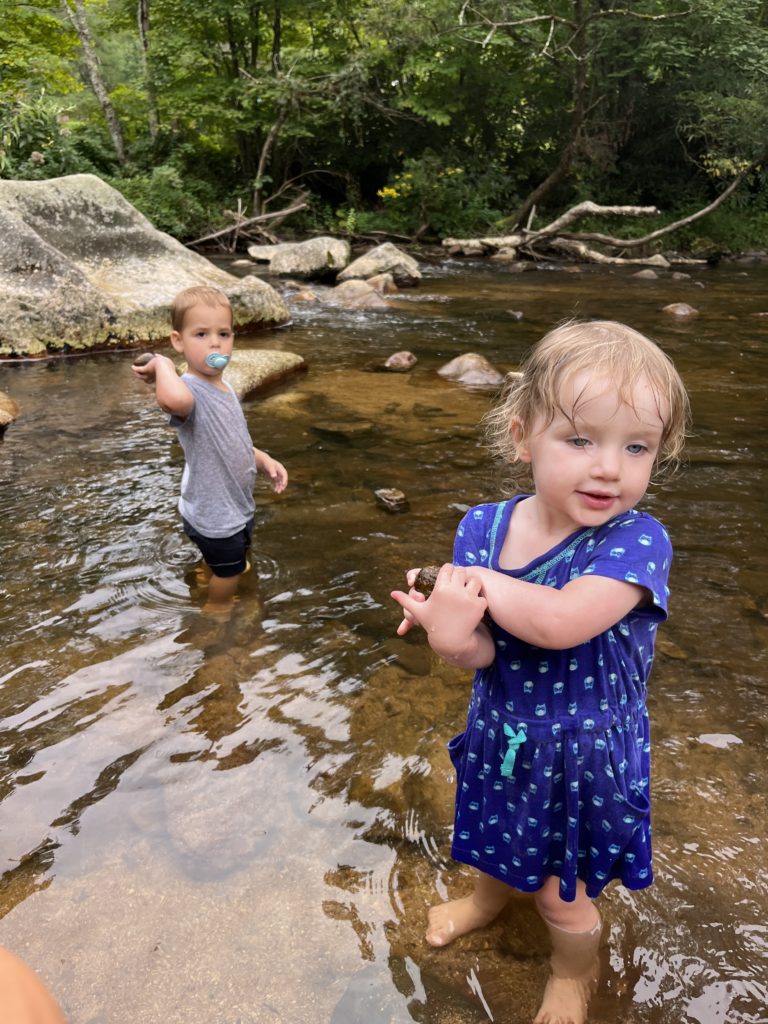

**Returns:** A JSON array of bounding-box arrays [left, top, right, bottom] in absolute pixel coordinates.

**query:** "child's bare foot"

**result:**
[[426, 875, 512, 947], [534, 918, 601, 1024], [533, 973, 596, 1024]]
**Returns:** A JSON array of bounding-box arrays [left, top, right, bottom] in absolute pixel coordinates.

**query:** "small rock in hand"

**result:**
[[414, 566, 441, 596]]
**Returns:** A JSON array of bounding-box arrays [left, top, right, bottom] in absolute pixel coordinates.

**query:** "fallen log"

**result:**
[[442, 177, 749, 264], [545, 239, 670, 267]]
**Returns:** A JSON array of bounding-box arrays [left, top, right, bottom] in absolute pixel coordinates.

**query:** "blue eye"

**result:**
[[569, 437, 590, 448], [627, 443, 647, 454]]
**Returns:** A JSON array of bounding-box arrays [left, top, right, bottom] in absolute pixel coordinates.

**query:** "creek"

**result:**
[[0, 257, 766, 1023]]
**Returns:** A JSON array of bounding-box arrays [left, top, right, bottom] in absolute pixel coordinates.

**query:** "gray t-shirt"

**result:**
[[169, 374, 256, 538]]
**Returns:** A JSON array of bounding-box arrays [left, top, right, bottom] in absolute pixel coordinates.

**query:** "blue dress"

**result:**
[[448, 497, 672, 902]]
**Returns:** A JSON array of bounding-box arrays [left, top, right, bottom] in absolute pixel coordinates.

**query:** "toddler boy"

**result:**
[[133, 285, 288, 616]]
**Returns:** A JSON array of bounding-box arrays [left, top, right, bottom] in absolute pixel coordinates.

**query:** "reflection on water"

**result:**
[[1, 260, 766, 1022]]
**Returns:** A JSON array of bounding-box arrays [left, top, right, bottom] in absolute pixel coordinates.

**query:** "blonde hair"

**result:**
[[485, 320, 690, 490], [170, 286, 232, 332]]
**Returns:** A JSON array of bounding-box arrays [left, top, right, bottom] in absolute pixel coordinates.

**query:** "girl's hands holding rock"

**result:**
[[391, 563, 488, 658]]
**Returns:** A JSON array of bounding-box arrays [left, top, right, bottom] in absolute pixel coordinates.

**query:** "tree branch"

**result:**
[[185, 202, 308, 247], [546, 171, 749, 249]]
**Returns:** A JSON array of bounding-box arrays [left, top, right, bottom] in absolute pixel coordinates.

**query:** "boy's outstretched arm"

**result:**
[[253, 448, 288, 493], [465, 566, 647, 650], [392, 563, 495, 669], [132, 354, 193, 417]]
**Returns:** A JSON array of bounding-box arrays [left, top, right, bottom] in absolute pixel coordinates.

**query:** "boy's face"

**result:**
[[515, 372, 667, 530], [170, 301, 234, 382]]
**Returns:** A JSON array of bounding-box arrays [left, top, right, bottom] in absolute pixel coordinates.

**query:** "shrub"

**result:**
[[107, 165, 214, 238]]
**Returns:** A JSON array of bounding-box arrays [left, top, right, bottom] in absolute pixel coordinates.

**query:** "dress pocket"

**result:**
[[447, 730, 467, 772]]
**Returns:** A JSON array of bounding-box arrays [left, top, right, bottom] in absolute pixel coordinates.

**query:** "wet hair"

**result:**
[[170, 286, 232, 332], [485, 319, 690, 490]]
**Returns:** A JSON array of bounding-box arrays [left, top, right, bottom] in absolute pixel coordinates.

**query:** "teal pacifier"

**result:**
[[205, 353, 231, 370]]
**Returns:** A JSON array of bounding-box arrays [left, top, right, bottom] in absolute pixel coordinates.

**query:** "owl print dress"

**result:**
[[448, 497, 672, 902]]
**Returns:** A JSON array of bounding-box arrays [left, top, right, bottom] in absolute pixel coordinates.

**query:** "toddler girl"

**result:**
[[392, 321, 689, 1024]]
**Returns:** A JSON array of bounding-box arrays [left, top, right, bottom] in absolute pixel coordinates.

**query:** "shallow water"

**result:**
[[1, 258, 766, 1023]]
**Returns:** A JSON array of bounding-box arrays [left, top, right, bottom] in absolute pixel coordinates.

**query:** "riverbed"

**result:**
[[1, 258, 766, 1023]]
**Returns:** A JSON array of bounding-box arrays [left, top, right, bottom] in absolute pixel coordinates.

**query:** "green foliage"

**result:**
[[107, 165, 215, 238], [374, 153, 507, 237], [0, 92, 82, 177], [1, 0, 767, 248], [0, 0, 79, 94]]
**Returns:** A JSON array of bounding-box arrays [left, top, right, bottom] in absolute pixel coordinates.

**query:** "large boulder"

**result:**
[[246, 236, 350, 279], [336, 242, 421, 287], [0, 174, 289, 359]]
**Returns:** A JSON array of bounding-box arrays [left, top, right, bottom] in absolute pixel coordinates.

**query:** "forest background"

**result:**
[[2, 0, 768, 253]]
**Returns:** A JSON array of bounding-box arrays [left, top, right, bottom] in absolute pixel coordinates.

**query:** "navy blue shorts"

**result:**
[[182, 517, 254, 578]]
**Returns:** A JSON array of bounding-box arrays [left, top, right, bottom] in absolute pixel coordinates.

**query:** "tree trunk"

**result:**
[[252, 114, 286, 216], [62, 0, 127, 166], [272, 4, 282, 74], [137, 0, 159, 141], [509, 0, 589, 229]]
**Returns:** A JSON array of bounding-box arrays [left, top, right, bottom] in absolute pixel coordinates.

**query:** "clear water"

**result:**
[[0, 259, 766, 1023]]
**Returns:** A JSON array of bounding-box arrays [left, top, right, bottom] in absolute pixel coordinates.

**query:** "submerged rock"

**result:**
[[662, 302, 699, 317], [0, 391, 20, 434], [374, 488, 409, 513], [0, 174, 288, 359], [327, 279, 389, 310], [437, 352, 504, 388], [383, 350, 417, 371]]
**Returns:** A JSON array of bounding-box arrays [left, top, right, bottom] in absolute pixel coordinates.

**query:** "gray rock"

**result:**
[[337, 242, 421, 287], [490, 249, 518, 263], [246, 236, 350, 279], [366, 271, 398, 294], [383, 350, 417, 371], [374, 488, 409, 513], [662, 302, 699, 317], [0, 174, 288, 358], [179, 349, 306, 400], [290, 288, 320, 303], [327, 279, 389, 310], [437, 352, 505, 388], [632, 269, 659, 279]]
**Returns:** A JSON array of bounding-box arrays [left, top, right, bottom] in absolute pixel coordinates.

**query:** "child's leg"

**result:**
[[202, 571, 241, 617], [0, 946, 66, 1023], [533, 877, 602, 1024], [194, 561, 213, 588], [183, 518, 252, 618], [427, 869, 512, 947]]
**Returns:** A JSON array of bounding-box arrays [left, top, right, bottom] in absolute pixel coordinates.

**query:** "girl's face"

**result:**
[[515, 372, 667, 531]]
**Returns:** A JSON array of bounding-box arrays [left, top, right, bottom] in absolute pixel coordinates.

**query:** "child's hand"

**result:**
[[132, 353, 174, 383], [254, 449, 288, 493], [394, 568, 426, 637], [132, 354, 157, 382], [391, 563, 488, 658]]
